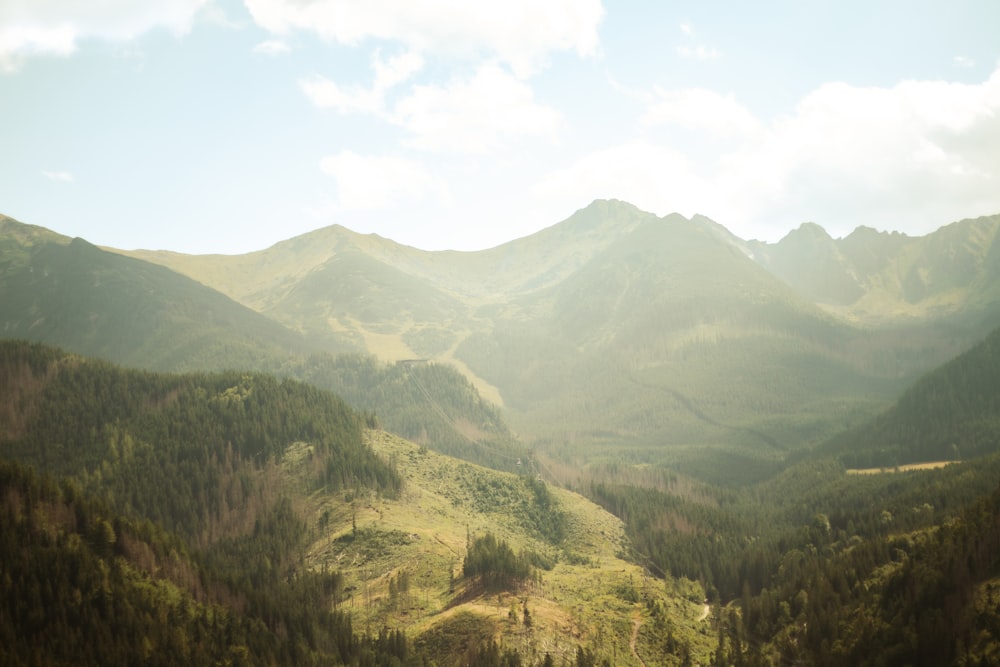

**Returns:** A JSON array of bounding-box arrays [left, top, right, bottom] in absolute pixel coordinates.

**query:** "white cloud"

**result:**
[[0, 0, 208, 71], [0, 23, 75, 72], [675, 22, 721, 61], [390, 62, 562, 153], [303, 59, 562, 154], [543, 66, 1000, 240], [287, 3, 590, 156], [318, 151, 449, 210], [373, 49, 424, 91], [300, 49, 423, 114], [641, 88, 761, 138], [736, 69, 1000, 235], [41, 169, 75, 183], [953, 55, 975, 69], [253, 39, 290, 55], [244, 0, 603, 77], [301, 74, 381, 114]]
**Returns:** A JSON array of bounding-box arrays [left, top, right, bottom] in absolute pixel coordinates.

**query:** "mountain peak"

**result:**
[[781, 221, 832, 243]]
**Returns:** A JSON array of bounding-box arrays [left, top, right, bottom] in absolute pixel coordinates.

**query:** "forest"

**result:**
[[0, 340, 605, 665], [0, 341, 413, 665], [581, 319, 1000, 665], [3, 325, 1000, 665], [282, 352, 528, 472]]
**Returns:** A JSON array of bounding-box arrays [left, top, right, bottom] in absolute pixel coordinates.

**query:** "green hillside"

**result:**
[[5, 340, 1000, 665], [816, 323, 1000, 468], [751, 213, 1000, 326], [0, 341, 400, 537], [0, 216, 522, 471], [0, 215, 313, 372], [0, 458, 415, 667], [0, 341, 722, 665], [0, 341, 410, 665], [15, 202, 1000, 486], [283, 353, 528, 472]]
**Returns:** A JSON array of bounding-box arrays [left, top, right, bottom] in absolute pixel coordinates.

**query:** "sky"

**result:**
[[2, 1, 999, 255]]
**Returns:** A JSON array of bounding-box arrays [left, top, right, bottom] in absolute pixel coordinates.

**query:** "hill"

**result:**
[[582, 318, 1000, 663], [0, 341, 718, 664], [4, 308, 1000, 664], [0, 340, 409, 665], [0, 215, 520, 470], [814, 323, 1000, 468], [282, 353, 528, 472], [0, 215, 312, 372]]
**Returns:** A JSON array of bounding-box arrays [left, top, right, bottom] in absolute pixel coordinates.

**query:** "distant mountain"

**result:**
[[0, 215, 313, 372], [0, 216, 515, 469], [814, 323, 1000, 468], [13, 201, 1000, 483], [749, 213, 1000, 324]]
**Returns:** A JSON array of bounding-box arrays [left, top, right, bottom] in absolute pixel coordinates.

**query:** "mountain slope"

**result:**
[[815, 323, 1000, 468], [0, 215, 313, 372], [453, 209, 908, 482], [0, 217, 519, 470], [0, 341, 716, 665], [107, 201, 1000, 482], [0, 341, 408, 665], [25, 201, 1000, 483], [750, 213, 1000, 325]]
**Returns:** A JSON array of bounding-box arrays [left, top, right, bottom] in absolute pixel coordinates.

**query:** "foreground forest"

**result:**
[[0, 341, 666, 665], [2, 338, 1000, 665]]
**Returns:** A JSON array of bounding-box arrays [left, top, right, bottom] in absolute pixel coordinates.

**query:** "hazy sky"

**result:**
[[2, 1, 999, 254]]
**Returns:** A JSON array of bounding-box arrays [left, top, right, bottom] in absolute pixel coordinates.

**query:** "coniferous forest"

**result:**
[[4, 331, 1000, 665], [0, 341, 411, 666]]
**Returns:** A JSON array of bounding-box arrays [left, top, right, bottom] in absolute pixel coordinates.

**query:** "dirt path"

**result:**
[[630, 612, 648, 667]]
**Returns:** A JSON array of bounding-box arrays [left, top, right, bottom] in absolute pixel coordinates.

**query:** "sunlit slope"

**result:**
[[751, 213, 1000, 324], [454, 211, 905, 480], [303, 429, 716, 666], [0, 341, 716, 665], [106, 201, 1000, 481], [0, 218, 519, 468], [0, 215, 312, 372]]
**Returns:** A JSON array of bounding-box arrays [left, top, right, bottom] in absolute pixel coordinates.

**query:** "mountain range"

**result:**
[[5, 201, 1000, 664], [5, 201, 1000, 482]]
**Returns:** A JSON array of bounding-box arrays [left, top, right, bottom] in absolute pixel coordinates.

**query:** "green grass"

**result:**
[[298, 430, 717, 664]]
